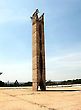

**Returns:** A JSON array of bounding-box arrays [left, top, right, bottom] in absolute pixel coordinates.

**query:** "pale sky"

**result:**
[[0, 0, 81, 82]]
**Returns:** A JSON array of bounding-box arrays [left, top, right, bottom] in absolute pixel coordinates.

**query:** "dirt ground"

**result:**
[[0, 86, 81, 110]]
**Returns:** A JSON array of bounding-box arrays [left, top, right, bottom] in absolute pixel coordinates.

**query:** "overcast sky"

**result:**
[[0, 0, 81, 82]]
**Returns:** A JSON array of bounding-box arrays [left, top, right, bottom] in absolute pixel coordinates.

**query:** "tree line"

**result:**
[[0, 79, 81, 87]]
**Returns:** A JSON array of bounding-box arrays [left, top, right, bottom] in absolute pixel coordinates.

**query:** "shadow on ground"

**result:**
[[39, 90, 81, 92]]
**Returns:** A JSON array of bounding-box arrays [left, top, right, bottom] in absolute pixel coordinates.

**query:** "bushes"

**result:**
[[0, 81, 4, 87]]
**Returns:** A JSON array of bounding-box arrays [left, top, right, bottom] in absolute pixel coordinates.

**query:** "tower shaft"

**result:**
[[31, 9, 46, 91]]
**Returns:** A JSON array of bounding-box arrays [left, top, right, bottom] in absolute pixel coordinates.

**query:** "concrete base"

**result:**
[[32, 82, 46, 91], [32, 82, 38, 91]]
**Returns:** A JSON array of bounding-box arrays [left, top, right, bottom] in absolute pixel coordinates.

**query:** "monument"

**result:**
[[31, 9, 46, 91]]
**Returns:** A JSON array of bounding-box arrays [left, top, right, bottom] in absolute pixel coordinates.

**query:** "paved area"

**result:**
[[0, 86, 81, 110]]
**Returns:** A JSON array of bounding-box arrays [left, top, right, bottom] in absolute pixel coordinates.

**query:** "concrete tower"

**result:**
[[31, 9, 46, 91]]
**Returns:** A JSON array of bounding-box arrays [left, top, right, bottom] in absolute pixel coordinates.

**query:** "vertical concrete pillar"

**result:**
[[31, 9, 46, 91]]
